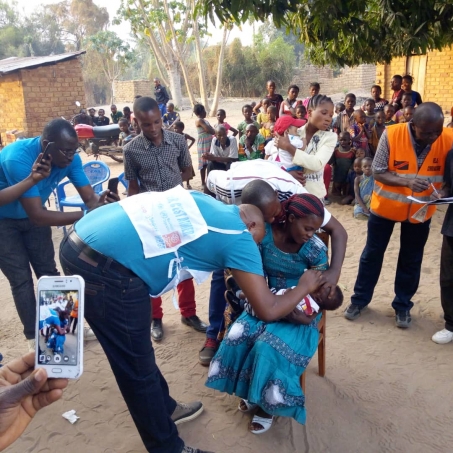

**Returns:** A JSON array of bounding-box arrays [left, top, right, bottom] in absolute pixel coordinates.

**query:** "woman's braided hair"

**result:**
[[308, 94, 334, 110], [276, 193, 324, 224]]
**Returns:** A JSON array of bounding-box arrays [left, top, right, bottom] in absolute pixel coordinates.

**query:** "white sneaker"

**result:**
[[28, 339, 36, 352], [432, 329, 453, 344], [84, 327, 97, 340]]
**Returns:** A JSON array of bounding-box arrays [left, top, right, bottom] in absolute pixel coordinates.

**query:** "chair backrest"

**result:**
[[118, 172, 129, 189], [83, 161, 110, 193]]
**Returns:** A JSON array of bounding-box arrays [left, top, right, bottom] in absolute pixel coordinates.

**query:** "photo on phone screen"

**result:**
[[37, 290, 79, 367]]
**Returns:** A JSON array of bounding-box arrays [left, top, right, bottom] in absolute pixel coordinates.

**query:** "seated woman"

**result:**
[[206, 193, 344, 434]]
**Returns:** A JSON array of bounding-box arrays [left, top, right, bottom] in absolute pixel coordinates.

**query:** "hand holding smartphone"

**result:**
[[35, 276, 85, 379]]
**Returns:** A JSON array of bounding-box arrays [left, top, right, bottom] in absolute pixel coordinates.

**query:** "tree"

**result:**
[[87, 31, 135, 104], [208, 24, 230, 116], [198, 0, 453, 66], [45, 0, 109, 51]]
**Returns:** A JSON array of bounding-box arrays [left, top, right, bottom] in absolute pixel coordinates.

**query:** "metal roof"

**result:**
[[0, 51, 86, 75]]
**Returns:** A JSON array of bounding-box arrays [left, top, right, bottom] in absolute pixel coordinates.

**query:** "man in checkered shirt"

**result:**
[[124, 96, 208, 341]]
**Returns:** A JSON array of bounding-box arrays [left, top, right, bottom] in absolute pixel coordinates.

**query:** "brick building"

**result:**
[[113, 79, 154, 103], [0, 51, 86, 146], [292, 63, 376, 96], [375, 48, 453, 116]]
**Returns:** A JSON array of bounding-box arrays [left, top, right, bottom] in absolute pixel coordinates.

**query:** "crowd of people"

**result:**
[[1, 74, 453, 453]]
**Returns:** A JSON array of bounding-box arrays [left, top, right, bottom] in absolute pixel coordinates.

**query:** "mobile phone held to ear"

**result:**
[[35, 275, 85, 379]]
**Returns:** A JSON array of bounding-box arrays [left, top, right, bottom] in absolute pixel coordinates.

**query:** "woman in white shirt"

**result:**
[[274, 94, 337, 199], [203, 125, 238, 172]]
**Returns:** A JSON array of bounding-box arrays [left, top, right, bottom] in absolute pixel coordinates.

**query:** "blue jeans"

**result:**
[[351, 213, 431, 312], [158, 103, 167, 117], [206, 269, 228, 340], [0, 218, 59, 339], [59, 235, 184, 453]]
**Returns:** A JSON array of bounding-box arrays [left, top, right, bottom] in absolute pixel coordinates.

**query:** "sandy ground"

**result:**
[[3, 97, 453, 453]]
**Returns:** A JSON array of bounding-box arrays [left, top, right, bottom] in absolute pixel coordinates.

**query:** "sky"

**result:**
[[10, 0, 253, 46]]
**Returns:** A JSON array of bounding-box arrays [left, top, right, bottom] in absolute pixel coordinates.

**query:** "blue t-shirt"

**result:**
[[0, 137, 90, 219], [75, 191, 264, 295]]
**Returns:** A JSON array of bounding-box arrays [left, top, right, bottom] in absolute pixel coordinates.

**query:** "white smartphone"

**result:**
[[35, 275, 85, 379]]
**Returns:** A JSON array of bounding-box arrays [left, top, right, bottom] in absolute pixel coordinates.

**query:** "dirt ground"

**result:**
[[2, 97, 453, 453]]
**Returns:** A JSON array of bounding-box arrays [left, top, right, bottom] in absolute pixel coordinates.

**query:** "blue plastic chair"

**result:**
[[118, 172, 128, 190], [56, 161, 110, 212]]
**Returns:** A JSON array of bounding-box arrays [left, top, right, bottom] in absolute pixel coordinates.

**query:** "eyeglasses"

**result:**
[[44, 142, 81, 158]]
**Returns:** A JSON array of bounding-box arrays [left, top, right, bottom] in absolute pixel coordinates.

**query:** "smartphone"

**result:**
[[35, 276, 85, 379]]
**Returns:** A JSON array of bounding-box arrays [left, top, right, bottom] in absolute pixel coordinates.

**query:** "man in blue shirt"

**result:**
[[59, 190, 324, 453], [0, 118, 113, 350]]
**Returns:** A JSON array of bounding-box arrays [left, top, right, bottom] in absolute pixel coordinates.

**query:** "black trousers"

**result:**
[[440, 235, 453, 332]]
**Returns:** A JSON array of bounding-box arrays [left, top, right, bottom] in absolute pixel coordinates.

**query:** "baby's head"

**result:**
[[312, 285, 344, 311]]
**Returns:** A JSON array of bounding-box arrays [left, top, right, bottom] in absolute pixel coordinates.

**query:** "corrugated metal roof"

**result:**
[[0, 51, 86, 75]]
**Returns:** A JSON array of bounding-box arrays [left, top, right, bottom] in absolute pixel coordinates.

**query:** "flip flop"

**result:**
[[238, 399, 258, 413], [249, 414, 274, 434]]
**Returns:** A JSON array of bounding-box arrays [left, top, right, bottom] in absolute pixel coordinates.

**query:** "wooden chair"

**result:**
[[300, 309, 326, 394], [300, 230, 329, 393]]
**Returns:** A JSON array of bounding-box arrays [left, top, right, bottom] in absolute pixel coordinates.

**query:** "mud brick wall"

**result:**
[[292, 64, 377, 96], [0, 57, 86, 144], [113, 80, 154, 103]]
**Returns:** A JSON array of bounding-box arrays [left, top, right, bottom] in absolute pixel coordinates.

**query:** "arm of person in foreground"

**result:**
[[0, 154, 51, 207], [319, 214, 348, 296], [0, 352, 68, 452], [231, 269, 323, 322]]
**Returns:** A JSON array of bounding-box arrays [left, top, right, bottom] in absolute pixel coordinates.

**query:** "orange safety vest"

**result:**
[[371, 123, 453, 223]]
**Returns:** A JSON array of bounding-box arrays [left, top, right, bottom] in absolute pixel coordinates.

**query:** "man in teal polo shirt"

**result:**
[[0, 118, 112, 349], [59, 189, 324, 453]]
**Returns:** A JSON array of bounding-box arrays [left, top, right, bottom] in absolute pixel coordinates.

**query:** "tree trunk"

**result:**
[[166, 64, 183, 109], [192, 16, 209, 110], [209, 26, 229, 117], [178, 58, 197, 108]]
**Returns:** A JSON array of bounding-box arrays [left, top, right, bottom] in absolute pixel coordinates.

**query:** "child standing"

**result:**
[[215, 109, 238, 136], [118, 118, 132, 146], [401, 75, 423, 107], [349, 110, 371, 155], [371, 85, 388, 112], [256, 99, 271, 127], [330, 132, 356, 197], [163, 102, 180, 128], [334, 93, 356, 133], [393, 92, 412, 123], [174, 121, 196, 189], [363, 98, 376, 127], [237, 104, 260, 138], [341, 157, 363, 205], [280, 85, 302, 117], [331, 102, 345, 129], [370, 111, 386, 157], [194, 104, 215, 188], [260, 106, 277, 141], [354, 157, 374, 219], [399, 106, 414, 123], [384, 104, 396, 126]]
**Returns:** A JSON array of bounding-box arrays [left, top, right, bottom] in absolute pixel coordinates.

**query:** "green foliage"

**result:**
[[197, 31, 296, 98], [198, 0, 453, 66]]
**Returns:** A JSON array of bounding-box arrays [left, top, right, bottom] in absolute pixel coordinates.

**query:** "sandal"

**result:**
[[238, 399, 258, 413], [249, 414, 274, 434]]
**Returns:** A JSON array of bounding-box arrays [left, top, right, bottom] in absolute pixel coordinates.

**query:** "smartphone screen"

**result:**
[[37, 290, 80, 367]]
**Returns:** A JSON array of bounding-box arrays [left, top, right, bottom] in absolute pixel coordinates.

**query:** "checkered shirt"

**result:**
[[124, 129, 192, 192]]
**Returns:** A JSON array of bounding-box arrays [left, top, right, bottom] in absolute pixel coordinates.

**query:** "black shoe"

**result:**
[[181, 315, 208, 332], [172, 401, 203, 425], [395, 311, 412, 328], [199, 338, 219, 366], [181, 446, 214, 453], [344, 303, 363, 320], [151, 318, 163, 341]]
